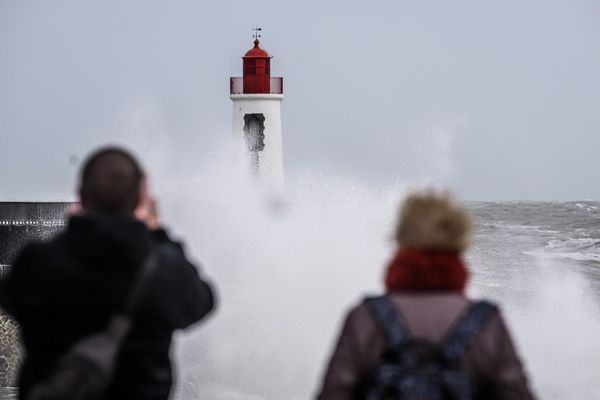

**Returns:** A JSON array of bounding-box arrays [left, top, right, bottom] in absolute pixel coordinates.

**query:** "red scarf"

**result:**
[[385, 247, 468, 293]]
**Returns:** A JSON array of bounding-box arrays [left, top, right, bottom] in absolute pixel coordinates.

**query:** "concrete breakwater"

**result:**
[[0, 387, 17, 399], [0, 314, 20, 388], [0, 202, 69, 388]]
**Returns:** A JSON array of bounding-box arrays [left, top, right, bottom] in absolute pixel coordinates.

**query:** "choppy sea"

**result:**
[[469, 201, 600, 301], [468, 201, 600, 399], [1, 201, 599, 399]]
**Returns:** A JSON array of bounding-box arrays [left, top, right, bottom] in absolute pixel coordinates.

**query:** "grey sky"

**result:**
[[1, 0, 599, 200]]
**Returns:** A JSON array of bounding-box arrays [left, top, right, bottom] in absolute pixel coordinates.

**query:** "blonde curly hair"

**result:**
[[394, 189, 472, 252]]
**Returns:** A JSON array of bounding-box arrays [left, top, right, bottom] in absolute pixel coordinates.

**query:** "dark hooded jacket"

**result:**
[[0, 213, 215, 400]]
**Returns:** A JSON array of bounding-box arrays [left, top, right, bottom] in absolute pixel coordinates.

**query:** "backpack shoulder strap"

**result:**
[[440, 300, 498, 361], [364, 295, 410, 348]]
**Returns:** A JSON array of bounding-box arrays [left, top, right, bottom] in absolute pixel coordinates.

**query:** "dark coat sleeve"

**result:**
[[317, 307, 365, 400], [150, 229, 216, 330]]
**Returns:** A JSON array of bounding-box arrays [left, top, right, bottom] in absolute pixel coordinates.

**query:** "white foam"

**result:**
[[130, 143, 600, 400], [481, 221, 559, 235]]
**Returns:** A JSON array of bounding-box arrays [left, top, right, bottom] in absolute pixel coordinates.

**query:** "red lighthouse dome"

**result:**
[[244, 39, 271, 58], [242, 39, 272, 94]]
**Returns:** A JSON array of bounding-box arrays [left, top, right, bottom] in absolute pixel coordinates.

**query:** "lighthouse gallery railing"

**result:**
[[230, 77, 283, 95]]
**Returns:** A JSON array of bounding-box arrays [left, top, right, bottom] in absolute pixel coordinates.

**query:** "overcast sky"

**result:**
[[1, 0, 599, 201]]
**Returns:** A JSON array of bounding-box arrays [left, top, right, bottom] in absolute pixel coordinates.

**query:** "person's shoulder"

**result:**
[[13, 237, 54, 265], [351, 296, 376, 315], [10, 235, 68, 282], [2, 237, 62, 303], [148, 229, 205, 286], [150, 229, 186, 257], [462, 298, 509, 351], [344, 296, 384, 328], [467, 297, 501, 318], [389, 292, 471, 304]]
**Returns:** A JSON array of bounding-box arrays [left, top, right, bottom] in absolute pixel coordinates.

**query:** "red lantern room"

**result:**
[[230, 30, 283, 96], [243, 39, 271, 94]]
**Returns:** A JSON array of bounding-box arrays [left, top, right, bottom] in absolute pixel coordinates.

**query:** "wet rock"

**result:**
[[0, 311, 21, 388]]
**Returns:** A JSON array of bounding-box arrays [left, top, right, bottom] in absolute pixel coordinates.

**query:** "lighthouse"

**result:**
[[230, 29, 284, 185]]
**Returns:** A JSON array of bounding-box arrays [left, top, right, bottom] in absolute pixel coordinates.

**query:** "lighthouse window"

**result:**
[[243, 114, 265, 153], [243, 114, 266, 173]]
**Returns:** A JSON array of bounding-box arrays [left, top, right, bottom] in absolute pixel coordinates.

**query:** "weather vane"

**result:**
[[252, 26, 262, 40]]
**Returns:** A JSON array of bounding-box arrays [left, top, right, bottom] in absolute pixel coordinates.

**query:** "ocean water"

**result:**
[[2, 201, 599, 399], [467, 201, 600, 399]]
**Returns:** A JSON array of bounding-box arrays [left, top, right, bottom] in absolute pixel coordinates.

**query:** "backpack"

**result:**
[[362, 295, 497, 400], [26, 252, 159, 400]]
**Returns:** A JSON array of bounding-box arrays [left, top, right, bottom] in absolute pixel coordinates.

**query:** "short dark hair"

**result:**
[[79, 146, 144, 215]]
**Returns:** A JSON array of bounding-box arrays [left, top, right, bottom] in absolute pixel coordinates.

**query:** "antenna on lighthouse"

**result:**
[[252, 27, 262, 40]]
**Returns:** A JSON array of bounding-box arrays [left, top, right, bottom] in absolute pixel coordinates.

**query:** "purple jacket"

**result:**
[[317, 293, 536, 400]]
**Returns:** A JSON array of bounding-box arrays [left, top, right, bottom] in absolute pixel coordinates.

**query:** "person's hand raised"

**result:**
[[135, 192, 160, 230]]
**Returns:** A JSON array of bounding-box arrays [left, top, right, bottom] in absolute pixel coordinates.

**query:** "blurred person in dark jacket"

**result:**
[[0, 146, 215, 399], [317, 189, 535, 400]]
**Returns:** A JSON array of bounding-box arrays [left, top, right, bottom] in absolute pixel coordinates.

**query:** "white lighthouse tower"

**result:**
[[230, 30, 284, 185]]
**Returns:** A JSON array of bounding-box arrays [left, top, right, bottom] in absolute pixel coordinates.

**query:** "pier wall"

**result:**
[[0, 202, 69, 387]]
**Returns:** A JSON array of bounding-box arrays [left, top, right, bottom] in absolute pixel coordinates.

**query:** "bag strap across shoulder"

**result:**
[[123, 250, 159, 315], [440, 300, 498, 362]]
